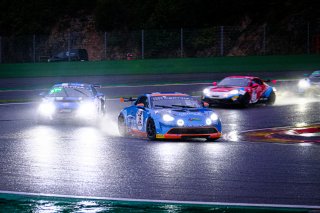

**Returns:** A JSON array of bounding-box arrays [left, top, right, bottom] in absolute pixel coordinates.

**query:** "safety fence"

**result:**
[[0, 24, 320, 63]]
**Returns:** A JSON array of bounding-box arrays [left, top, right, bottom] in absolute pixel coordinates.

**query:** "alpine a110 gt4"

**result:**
[[118, 92, 222, 141]]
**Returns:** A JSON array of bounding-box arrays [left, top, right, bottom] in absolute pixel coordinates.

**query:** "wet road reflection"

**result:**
[[0, 90, 319, 205]]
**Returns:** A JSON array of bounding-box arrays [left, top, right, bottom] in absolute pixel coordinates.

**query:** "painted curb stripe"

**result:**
[[241, 124, 320, 143]]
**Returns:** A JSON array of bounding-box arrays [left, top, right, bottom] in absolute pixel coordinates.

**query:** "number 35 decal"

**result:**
[[136, 109, 144, 130]]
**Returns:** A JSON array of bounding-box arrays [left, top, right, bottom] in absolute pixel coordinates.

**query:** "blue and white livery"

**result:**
[[118, 92, 222, 141]]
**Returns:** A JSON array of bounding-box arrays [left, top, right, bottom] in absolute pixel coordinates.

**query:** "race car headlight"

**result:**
[[163, 114, 174, 122], [206, 118, 212, 125], [38, 102, 55, 116], [229, 89, 239, 95], [203, 88, 210, 95], [298, 79, 310, 89], [77, 101, 96, 117], [177, 119, 184, 126], [210, 113, 219, 121]]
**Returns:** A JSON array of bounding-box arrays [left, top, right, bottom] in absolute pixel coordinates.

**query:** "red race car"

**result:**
[[202, 76, 276, 107]]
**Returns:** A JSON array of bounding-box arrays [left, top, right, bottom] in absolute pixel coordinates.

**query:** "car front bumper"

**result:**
[[156, 127, 222, 140], [202, 96, 242, 105]]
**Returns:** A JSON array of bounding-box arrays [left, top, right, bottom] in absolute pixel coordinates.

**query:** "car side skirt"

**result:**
[[157, 132, 222, 140]]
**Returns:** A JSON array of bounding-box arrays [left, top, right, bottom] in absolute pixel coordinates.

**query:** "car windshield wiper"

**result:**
[[171, 105, 196, 108], [218, 85, 231, 87], [219, 85, 240, 87], [154, 105, 172, 108], [74, 89, 90, 97]]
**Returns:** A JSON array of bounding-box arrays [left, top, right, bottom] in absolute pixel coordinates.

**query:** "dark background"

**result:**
[[1, 0, 320, 35]]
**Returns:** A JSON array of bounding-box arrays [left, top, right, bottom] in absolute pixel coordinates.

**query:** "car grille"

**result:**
[[167, 127, 218, 134]]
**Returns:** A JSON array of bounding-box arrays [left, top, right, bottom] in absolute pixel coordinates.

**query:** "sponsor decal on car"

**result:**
[[136, 109, 144, 130], [188, 118, 202, 121], [251, 91, 258, 103], [231, 96, 239, 101]]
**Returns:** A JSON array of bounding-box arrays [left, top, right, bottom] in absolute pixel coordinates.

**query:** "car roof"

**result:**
[[225, 76, 258, 79], [311, 70, 320, 75], [147, 92, 189, 97], [53, 83, 92, 88]]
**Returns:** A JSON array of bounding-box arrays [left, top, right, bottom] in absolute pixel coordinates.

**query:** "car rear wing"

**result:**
[[93, 84, 102, 88], [263, 79, 277, 84], [120, 97, 137, 102]]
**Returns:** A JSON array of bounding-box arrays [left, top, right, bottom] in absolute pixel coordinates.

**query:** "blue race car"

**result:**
[[37, 83, 106, 123], [118, 92, 222, 141]]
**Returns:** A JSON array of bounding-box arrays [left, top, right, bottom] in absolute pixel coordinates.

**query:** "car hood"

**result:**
[[155, 107, 213, 117], [45, 96, 91, 102], [209, 86, 243, 92]]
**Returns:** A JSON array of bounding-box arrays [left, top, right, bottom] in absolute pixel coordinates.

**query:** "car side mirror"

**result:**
[[203, 102, 209, 108], [252, 83, 259, 88], [39, 92, 46, 97], [97, 92, 104, 98], [136, 103, 145, 107]]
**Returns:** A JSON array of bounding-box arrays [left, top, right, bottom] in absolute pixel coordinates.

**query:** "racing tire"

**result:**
[[101, 100, 106, 115], [118, 115, 128, 137], [266, 91, 276, 105], [239, 93, 250, 108], [146, 118, 157, 141]]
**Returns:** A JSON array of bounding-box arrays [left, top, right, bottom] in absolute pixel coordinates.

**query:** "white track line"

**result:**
[[0, 190, 319, 210], [0, 79, 297, 92]]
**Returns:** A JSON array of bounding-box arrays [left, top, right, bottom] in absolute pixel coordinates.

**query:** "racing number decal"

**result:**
[[136, 109, 144, 130], [251, 90, 258, 103]]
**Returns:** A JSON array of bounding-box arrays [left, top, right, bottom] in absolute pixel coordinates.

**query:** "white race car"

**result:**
[[37, 83, 106, 124], [298, 71, 320, 96]]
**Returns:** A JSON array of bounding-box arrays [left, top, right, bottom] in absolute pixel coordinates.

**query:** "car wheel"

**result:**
[[146, 118, 157, 141], [118, 114, 128, 136], [266, 91, 276, 105], [101, 100, 106, 114], [239, 93, 250, 108]]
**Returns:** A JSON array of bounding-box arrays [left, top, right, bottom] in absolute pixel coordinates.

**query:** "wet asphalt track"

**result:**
[[0, 76, 320, 207]]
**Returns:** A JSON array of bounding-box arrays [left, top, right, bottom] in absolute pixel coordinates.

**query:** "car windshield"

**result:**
[[151, 95, 202, 108], [47, 86, 93, 97], [218, 77, 250, 87], [310, 71, 320, 78]]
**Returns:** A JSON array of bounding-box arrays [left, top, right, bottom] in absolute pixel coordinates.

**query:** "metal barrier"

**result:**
[[0, 24, 320, 63]]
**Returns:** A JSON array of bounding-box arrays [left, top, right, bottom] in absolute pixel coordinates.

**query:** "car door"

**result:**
[[127, 95, 150, 131], [250, 78, 265, 103]]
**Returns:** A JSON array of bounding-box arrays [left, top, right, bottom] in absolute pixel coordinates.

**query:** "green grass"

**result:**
[[0, 193, 312, 213], [1, 55, 320, 78]]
